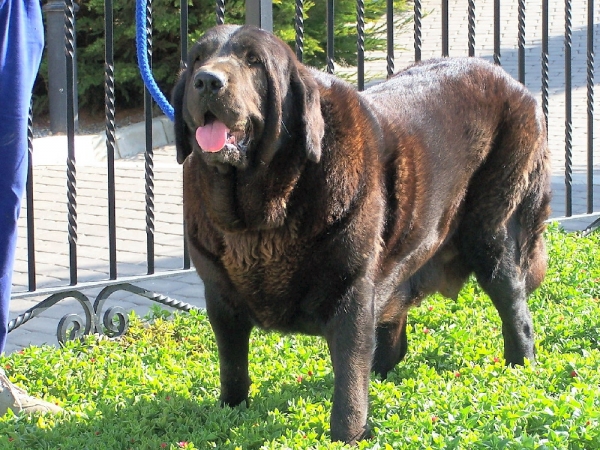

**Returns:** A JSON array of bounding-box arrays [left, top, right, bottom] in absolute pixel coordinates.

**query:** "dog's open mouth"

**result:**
[[195, 113, 251, 154]]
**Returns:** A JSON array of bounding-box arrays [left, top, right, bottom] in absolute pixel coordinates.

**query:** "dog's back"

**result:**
[[364, 58, 551, 374]]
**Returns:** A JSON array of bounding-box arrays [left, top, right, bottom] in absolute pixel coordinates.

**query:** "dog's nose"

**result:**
[[193, 70, 227, 94]]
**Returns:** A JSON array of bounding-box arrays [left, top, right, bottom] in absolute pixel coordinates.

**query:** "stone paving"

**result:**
[[5, 0, 599, 354]]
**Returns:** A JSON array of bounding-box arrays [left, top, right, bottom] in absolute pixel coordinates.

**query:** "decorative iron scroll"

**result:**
[[8, 283, 199, 345]]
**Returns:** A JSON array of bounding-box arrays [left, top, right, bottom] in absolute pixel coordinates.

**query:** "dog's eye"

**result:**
[[247, 53, 260, 65]]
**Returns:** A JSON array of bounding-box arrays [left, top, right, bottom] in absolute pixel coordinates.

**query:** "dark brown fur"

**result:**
[[172, 25, 551, 444]]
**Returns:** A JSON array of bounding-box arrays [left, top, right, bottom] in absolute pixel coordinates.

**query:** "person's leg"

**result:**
[[0, 0, 62, 416], [0, 0, 45, 352]]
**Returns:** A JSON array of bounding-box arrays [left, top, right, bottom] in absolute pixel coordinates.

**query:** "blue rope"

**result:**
[[136, 0, 175, 121]]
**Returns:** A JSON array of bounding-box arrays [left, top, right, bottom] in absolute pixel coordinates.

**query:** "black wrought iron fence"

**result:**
[[8, 0, 599, 345]]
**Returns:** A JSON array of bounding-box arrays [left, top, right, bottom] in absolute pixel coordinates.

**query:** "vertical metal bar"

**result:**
[[541, 0, 549, 127], [183, 222, 190, 270], [26, 106, 36, 291], [144, 0, 155, 274], [518, 0, 525, 83], [105, 0, 117, 280], [65, 0, 78, 285], [493, 0, 500, 65], [181, 0, 190, 270], [326, 0, 334, 74], [587, 0, 594, 213], [441, 0, 449, 57], [216, 0, 224, 26], [414, 0, 422, 62], [467, 0, 475, 57], [357, 0, 365, 90], [386, 0, 394, 76], [180, 0, 188, 65], [43, 1, 78, 134], [564, 0, 573, 216], [246, 0, 273, 31], [295, 0, 304, 62]]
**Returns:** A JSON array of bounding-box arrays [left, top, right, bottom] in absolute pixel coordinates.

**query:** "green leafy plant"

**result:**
[[1, 223, 599, 448], [145, 304, 175, 322], [33, 0, 408, 115]]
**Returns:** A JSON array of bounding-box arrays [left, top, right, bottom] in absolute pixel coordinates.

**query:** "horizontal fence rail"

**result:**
[[8, 0, 599, 349]]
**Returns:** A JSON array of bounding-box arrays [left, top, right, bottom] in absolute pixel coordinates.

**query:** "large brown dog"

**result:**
[[172, 25, 551, 444]]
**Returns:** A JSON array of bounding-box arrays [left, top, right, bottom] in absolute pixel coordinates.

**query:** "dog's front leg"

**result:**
[[205, 285, 254, 407], [325, 281, 376, 444]]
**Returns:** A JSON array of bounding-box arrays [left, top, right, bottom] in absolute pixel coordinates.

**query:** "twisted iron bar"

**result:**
[[413, 0, 421, 63], [357, 0, 365, 91], [105, 0, 118, 280], [386, 0, 394, 77], [441, 0, 448, 57], [326, 57, 334, 76], [216, 0, 225, 26], [27, 106, 34, 171], [96, 284, 200, 314], [326, 0, 335, 74], [8, 284, 200, 345], [541, 0, 549, 128], [179, 0, 190, 271], [65, 0, 78, 285], [145, 0, 156, 274], [564, 0, 573, 216], [64, 0, 76, 67], [180, 0, 188, 69], [467, 0, 475, 57], [66, 167, 78, 268], [145, 161, 156, 267], [586, 0, 594, 214], [493, 0, 500, 65], [517, 0, 525, 83], [26, 105, 37, 291], [541, 49, 549, 125], [104, 45, 116, 153], [582, 217, 600, 237], [294, 0, 304, 62]]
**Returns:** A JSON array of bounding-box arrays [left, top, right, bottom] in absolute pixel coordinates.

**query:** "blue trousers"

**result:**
[[0, 0, 44, 353]]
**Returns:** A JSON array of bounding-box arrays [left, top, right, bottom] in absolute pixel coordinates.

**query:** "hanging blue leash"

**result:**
[[135, 0, 175, 122]]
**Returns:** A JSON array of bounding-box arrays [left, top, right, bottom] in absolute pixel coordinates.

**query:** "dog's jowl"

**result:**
[[172, 25, 551, 444]]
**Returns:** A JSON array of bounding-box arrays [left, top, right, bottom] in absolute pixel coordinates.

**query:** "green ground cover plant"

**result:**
[[1, 223, 599, 449]]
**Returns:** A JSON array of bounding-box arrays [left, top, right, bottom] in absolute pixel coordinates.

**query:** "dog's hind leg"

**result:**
[[460, 215, 537, 365], [459, 94, 550, 365], [485, 185, 549, 365], [372, 313, 408, 378], [460, 158, 550, 365]]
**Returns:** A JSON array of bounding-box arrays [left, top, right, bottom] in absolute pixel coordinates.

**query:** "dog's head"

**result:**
[[172, 25, 324, 169]]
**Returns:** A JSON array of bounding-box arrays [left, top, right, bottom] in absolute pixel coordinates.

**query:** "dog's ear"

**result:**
[[172, 71, 192, 165], [291, 64, 324, 163]]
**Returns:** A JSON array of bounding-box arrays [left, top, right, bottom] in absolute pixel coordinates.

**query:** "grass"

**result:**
[[1, 223, 599, 449]]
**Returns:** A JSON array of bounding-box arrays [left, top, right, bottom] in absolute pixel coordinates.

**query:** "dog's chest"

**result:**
[[221, 228, 304, 325]]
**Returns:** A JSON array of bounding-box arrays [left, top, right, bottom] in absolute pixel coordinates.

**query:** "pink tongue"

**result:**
[[195, 121, 229, 152]]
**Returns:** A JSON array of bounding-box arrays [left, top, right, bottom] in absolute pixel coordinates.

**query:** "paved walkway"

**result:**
[[5, 0, 599, 354]]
